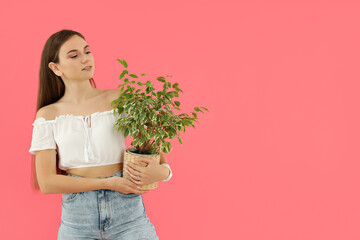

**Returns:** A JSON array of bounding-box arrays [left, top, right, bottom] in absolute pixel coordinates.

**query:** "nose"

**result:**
[[81, 52, 91, 63]]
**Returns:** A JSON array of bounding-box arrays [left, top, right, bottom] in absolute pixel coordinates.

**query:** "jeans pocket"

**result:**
[[114, 191, 140, 198], [62, 192, 81, 203]]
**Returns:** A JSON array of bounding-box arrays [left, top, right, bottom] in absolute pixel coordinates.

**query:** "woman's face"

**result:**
[[49, 34, 94, 82]]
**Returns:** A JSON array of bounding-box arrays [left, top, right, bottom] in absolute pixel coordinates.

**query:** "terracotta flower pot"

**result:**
[[123, 148, 160, 190]]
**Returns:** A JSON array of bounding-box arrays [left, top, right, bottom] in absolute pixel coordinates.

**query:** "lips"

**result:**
[[82, 66, 92, 70]]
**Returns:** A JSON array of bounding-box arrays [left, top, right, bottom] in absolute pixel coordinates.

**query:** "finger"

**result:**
[[130, 177, 143, 185], [124, 178, 144, 189], [133, 186, 150, 192], [136, 187, 149, 192], [135, 190, 150, 195], [124, 179, 139, 189], [129, 177, 140, 186], [127, 162, 140, 172], [127, 186, 149, 194], [126, 168, 141, 181], [133, 186, 149, 195], [124, 164, 135, 176]]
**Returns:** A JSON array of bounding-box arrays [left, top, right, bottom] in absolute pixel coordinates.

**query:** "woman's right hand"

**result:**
[[106, 176, 150, 195]]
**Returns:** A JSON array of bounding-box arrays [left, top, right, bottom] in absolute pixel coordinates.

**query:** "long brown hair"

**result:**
[[30, 29, 97, 191]]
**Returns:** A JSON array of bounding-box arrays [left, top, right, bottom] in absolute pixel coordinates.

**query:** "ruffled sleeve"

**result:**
[[29, 118, 57, 155]]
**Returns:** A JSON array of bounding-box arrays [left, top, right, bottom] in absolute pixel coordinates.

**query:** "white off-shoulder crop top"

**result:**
[[29, 108, 127, 171]]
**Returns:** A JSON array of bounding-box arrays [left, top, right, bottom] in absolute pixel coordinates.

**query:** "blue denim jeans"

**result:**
[[58, 170, 159, 240]]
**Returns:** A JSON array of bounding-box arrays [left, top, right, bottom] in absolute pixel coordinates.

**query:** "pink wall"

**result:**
[[1, 0, 360, 239]]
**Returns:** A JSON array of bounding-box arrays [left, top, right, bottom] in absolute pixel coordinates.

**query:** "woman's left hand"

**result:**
[[124, 158, 167, 186]]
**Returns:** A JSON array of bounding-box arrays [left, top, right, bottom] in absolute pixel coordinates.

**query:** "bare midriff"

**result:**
[[65, 162, 124, 178]]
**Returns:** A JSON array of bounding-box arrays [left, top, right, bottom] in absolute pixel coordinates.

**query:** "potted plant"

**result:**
[[111, 58, 209, 190]]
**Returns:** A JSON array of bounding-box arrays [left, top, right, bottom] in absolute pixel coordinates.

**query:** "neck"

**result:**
[[61, 79, 99, 104]]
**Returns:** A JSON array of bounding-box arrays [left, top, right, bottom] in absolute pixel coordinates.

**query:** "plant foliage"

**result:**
[[111, 58, 209, 154]]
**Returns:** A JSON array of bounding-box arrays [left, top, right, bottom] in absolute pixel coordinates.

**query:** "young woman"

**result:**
[[28, 29, 172, 239]]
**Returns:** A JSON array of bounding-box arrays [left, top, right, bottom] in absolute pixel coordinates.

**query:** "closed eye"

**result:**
[[71, 51, 91, 58]]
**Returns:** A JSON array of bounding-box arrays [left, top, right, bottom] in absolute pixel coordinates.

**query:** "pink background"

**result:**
[[1, 0, 360, 239]]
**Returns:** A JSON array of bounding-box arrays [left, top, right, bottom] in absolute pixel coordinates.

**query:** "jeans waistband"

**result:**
[[67, 170, 123, 179]]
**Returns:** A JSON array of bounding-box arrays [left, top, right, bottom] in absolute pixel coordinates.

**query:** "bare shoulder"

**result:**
[[106, 88, 122, 103], [35, 104, 57, 121], [106, 88, 121, 99]]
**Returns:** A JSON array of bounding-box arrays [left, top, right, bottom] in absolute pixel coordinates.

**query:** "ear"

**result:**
[[48, 62, 62, 77]]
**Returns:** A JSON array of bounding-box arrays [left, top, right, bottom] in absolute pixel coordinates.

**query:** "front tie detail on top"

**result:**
[[29, 108, 172, 181], [83, 115, 95, 162], [29, 108, 128, 171]]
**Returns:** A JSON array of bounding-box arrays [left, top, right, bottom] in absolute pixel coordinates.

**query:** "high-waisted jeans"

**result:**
[[57, 169, 159, 240]]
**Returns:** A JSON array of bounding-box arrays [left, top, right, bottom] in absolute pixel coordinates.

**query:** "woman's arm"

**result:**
[[35, 149, 109, 194], [159, 152, 171, 180], [43, 174, 109, 194], [159, 151, 168, 164]]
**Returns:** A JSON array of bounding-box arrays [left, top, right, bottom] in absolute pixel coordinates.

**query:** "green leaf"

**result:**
[[139, 138, 145, 147], [119, 70, 129, 80], [157, 77, 166, 82], [151, 113, 157, 122], [124, 128, 130, 138], [141, 73, 146, 76], [170, 126, 177, 135], [123, 59, 128, 68], [135, 89, 142, 93], [129, 128, 134, 137], [194, 107, 204, 113], [132, 138, 139, 146], [166, 142, 172, 152], [195, 107, 204, 113], [119, 72, 125, 80], [201, 106, 209, 112], [178, 136, 183, 144], [164, 93, 171, 102], [160, 144, 166, 153], [117, 58, 128, 68], [160, 115, 169, 123], [173, 83, 178, 88], [174, 101, 180, 107], [165, 105, 171, 112], [137, 81, 143, 86], [133, 129, 139, 137], [117, 106, 124, 114], [156, 91, 162, 98], [183, 120, 190, 126], [192, 112, 198, 118], [140, 112, 146, 122], [149, 112, 154, 121], [129, 74, 138, 78]]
